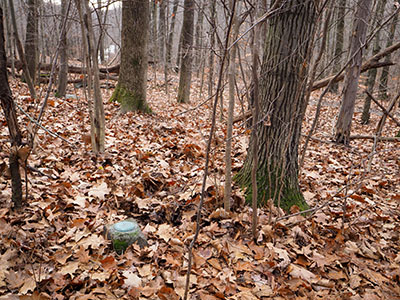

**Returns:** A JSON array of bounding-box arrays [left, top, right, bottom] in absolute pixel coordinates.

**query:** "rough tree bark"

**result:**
[[0, 6, 23, 208], [177, 0, 194, 103], [334, 0, 372, 145], [235, 0, 317, 211], [110, 0, 151, 113]]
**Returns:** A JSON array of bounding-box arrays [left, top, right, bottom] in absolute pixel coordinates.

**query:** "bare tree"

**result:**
[[235, 0, 317, 211], [177, 0, 194, 103], [57, 0, 68, 98], [0, 5, 23, 208], [361, 0, 387, 124], [24, 0, 39, 84], [110, 0, 151, 113], [334, 0, 372, 145]]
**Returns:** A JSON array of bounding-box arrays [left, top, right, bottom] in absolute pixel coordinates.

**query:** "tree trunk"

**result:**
[[334, 0, 372, 145], [8, 0, 36, 99], [166, 0, 179, 66], [207, 0, 217, 98], [97, 0, 105, 64], [330, 0, 346, 93], [224, 0, 240, 211], [110, 0, 151, 113], [158, 0, 166, 65], [24, 0, 38, 84], [361, 0, 387, 124], [57, 0, 68, 98], [150, 0, 157, 64], [177, 0, 194, 103], [0, 6, 23, 208], [235, 0, 317, 211], [378, 11, 398, 100], [83, 0, 105, 153], [194, 0, 205, 75]]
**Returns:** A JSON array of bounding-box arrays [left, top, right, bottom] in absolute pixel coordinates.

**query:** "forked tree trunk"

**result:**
[[177, 0, 194, 103], [235, 0, 317, 211], [83, 0, 105, 153], [0, 6, 23, 208], [110, 0, 151, 113], [334, 0, 372, 145]]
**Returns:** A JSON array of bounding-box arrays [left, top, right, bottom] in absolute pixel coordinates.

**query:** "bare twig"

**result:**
[[364, 90, 400, 127], [14, 102, 76, 147]]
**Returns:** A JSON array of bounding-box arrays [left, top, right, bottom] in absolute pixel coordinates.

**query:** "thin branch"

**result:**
[[183, 1, 237, 298], [14, 102, 76, 147]]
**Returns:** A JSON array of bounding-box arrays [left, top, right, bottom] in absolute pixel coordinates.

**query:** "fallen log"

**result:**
[[7, 59, 121, 74], [349, 135, 400, 142], [311, 41, 400, 91]]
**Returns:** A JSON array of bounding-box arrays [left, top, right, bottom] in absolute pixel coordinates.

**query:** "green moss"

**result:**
[[110, 84, 152, 113], [234, 163, 309, 212], [113, 239, 129, 254]]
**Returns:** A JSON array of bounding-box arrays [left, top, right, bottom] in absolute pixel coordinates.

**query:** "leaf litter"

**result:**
[[0, 71, 399, 299]]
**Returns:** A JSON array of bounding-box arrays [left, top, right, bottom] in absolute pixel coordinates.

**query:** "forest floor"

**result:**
[[0, 69, 399, 300]]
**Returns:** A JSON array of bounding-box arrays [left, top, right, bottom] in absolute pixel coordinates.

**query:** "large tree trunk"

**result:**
[[0, 6, 23, 208], [334, 0, 372, 145], [57, 0, 68, 98], [361, 0, 387, 124], [235, 0, 317, 211], [110, 0, 150, 113], [177, 0, 194, 103], [24, 0, 38, 84]]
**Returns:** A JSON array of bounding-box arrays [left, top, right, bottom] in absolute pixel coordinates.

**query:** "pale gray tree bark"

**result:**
[[334, 0, 372, 145]]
